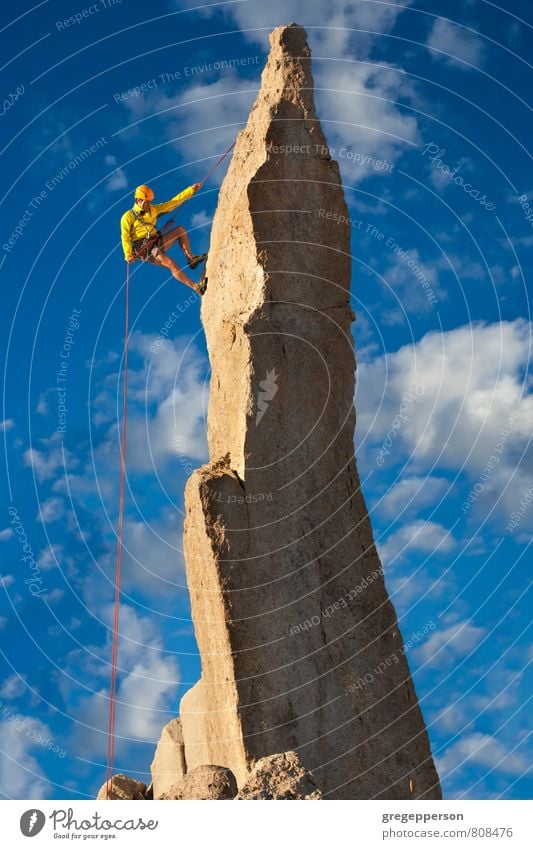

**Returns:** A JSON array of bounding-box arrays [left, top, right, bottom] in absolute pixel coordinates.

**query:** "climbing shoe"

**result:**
[[188, 252, 208, 270], [195, 276, 208, 296]]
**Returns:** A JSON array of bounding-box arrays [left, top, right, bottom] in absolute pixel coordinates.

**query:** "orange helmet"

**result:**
[[134, 184, 154, 201]]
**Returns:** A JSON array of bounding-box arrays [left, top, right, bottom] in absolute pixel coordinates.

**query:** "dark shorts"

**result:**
[[132, 236, 164, 264]]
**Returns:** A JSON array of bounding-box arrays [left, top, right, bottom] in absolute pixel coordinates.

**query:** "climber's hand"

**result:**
[[126, 257, 137, 263], [192, 182, 202, 193]]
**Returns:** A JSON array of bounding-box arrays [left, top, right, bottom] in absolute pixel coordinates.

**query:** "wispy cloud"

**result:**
[[104, 154, 128, 192], [437, 732, 531, 781], [0, 675, 27, 700], [377, 476, 449, 520], [37, 497, 65, 524], [415, 620, 487, 668], [357, 320, 533, 530], [123, 1, 419, 185], [23, 437, 79, 484], [0, 714, 54, 798], [378, 519, 455, 566], [93, 332, 209, 474], [65, 603, 181, 763], [427, 18, 486, 69]]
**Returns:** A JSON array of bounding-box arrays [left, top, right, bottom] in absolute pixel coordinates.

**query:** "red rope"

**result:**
[[104, 140, 235, 796], [105, 262, 130, 799], [199, 140, 236, 187]]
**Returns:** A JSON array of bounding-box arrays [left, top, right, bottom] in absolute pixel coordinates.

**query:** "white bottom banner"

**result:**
[[3, 799, 530, 848]]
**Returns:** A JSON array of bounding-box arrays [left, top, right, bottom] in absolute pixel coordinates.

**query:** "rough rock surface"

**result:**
[[159, 765, 237, 800], [96, 774, 147, 800], [150, 718, 187, 799], [237, 752, 322, 800], [179, 23, 441, 800]]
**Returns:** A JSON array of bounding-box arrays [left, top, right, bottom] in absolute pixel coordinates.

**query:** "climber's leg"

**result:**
[[161, 226, 193, 260], [155, 251, 198, 291], [161, 226, 207, 269]]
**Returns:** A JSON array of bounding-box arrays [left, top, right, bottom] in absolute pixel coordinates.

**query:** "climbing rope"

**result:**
[[198, 139, 236, 187], [105, 261, 130, 799], [104, 138, 236, 797]]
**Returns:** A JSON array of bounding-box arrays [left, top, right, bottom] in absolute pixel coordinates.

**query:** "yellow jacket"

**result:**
[[120, 186, 195, 259]]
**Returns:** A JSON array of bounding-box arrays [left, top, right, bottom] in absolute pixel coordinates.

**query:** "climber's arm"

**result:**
[[153, 184, 200, 217], [120, 211, 134, 261]]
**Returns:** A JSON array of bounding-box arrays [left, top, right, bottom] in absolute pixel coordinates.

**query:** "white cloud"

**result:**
[[43, 588, 65, 604], [0, 419, 14, 431], [190, 210, 212, 230], [106, 168, 128, 192], [317, 61, 419, 183], [0, 713, 54, 798], [116, 654, 180, 741], [124, 75, 257, 185], [52, 469, 115, 504], [433, 701, 467, 734], [104, 154, 127, 189], [437, 732, 531, 779], [232, 1, 418, 179], [36, 395, 49, 415], [126, 4, 418, 185], [387, 568, 454, 616], [379, 246, 445, 313], [427, 18, 486, 69], [429, 161, 453, 191], [0, 675, 27, 699], [0, 528, 14, 541], [67, 603, 180, 758], [37, 544, 64, 571], [427, 155, 474, 193], [378, 476, 449, 519], [0, 574, 15, 588], [415, 620, 486, 668], [447, 253, 485, 282], [88, 349, 120, 371], [472, 671, 524, 714], [356, 319, 533, 541], [94, 332, 208, 474], [121, 513, 186, 596], [370, 241, 488, 317], [23, 437, 79, 483], [356, 322, 533, 517], [37, 497, 65, 524], [378, 519, 455, 566], [198, 0, 413, 52]]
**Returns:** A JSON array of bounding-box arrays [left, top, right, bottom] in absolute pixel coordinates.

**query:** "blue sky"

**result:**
[[1, 0, 531, 800]]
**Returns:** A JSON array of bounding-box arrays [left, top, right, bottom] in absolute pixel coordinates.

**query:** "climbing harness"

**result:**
[[132, 216, 175, 261], [105, 137, 236, 796]]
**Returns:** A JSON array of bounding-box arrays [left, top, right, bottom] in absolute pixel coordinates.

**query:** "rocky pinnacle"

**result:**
[[178, 23, 441, 799]]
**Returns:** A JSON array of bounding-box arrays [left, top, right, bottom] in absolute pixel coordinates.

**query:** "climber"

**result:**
[[120, 184, 208, 295]]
